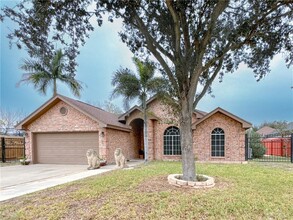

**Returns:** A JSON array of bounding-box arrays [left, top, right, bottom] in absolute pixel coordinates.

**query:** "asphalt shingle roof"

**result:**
[[16, 94, 131, 131], [59, 95, 130, 130]]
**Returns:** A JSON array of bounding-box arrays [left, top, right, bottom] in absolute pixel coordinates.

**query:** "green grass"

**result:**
[[1, 161, 293, 219], [252, 155, 291, 162]]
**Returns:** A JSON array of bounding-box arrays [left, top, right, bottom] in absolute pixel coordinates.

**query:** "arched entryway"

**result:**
[[129, 118, 145, 159]]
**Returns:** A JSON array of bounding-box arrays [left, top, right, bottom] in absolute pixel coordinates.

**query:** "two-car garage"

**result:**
[[33, 132, 99, 165]]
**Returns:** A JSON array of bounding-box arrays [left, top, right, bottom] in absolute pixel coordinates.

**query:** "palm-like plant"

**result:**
[[111, 57, 166, 162], [18, 49, 83, 97]]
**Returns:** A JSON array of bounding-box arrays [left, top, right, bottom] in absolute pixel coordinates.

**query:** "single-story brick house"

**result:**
[[16, 94, 252, 164]]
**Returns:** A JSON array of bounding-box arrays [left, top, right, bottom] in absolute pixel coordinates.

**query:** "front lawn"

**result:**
[[1, 161, 292, 219]]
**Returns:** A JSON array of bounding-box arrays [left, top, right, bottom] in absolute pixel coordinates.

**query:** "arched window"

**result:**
[[164, 126, 181, 155], [211, 128, 225, 157]]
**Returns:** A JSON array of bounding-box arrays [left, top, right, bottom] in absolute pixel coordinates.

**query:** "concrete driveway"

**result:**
[[0, 160, 143, 202]]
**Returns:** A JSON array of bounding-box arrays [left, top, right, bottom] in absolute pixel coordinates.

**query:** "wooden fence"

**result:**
[[1, 136, 25, 162]]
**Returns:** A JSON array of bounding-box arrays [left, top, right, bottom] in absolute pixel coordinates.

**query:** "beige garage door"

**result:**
[[34, 132, 99, 164]]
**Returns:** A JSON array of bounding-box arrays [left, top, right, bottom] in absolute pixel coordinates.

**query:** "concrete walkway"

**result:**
[[0, 160, 144, 202]]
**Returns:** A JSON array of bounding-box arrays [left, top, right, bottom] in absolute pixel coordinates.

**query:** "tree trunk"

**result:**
[[53, 79, 57, 96], [144, 108, 148, 162], [180, 97, 196, 181], [143, 95, 148, 162]]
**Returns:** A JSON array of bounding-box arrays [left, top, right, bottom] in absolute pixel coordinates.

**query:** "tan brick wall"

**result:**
[[28, 101, 100, 132], [127, 100, 246, 162], [193, 112, 246, 162], [24, 98, 247, 164], [125, 100, 181, 161], [105, 128, 134, 163], [145, 99, 182, 160], [25, 101, 100, 161]]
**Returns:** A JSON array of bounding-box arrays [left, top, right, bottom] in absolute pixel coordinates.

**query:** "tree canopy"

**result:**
[[1, 0, 95, 76], [2, 0, 292, 109], [111, 57, 166, 110], [18, 49, 83, 97], [96, 0, 293, 108]]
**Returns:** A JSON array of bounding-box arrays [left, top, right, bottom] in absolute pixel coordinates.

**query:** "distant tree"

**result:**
[[258, 121, 290, 137], [271, 121, 289, 137], [97, 100, 123, 115], [111, 57, 167, 162], [0, 108, 25, 135], [2, 1, 293, 181], [18, 49, 83, 97]]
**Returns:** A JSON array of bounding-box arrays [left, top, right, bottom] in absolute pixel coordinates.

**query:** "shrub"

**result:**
[[249, 131, 266, 158], [251, 143, 266, 158]]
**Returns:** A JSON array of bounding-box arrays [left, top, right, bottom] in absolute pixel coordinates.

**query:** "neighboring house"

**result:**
[[256, 126, 277, 137], [16, 94, 252, 165]]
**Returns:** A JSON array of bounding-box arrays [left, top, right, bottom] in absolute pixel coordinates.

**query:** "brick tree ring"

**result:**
[[167, 174, 215, 188]]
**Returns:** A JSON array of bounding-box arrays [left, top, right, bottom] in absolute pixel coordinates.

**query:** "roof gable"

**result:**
[[193, 109, 207, 119], [16, 94, 131, 131], [119, 96, 208, 122], [118, 105, 142, 122], [192, 107, 252, 129]]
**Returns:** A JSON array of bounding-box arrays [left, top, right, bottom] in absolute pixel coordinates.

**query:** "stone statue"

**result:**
[[86, 149, 100, 170], [114, 148, 128, 168]]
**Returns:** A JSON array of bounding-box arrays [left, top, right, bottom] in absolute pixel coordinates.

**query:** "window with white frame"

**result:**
[[163, 126, 181, 155], [211, 128, 225, 157]]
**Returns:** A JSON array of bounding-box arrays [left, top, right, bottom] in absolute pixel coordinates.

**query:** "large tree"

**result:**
[[111, 57, 167, 162], [2, 0, 293, 181]]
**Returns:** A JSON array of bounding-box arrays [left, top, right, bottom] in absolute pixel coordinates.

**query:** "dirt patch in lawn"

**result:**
[[0, 181, 115, 220], [2, 182, 82, 206]]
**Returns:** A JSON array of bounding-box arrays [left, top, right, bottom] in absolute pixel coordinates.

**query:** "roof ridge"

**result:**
[[75, 99, 108, 113], [58, 94, 112, 114]]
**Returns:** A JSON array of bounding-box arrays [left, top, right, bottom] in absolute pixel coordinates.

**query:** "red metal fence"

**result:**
[[262, 137, 291, 157], [246, 133, 293, 162]]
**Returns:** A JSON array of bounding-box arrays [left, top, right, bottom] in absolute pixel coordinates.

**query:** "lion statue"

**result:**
[[114, 148, 128, 168], [86, 149, 100, 170]]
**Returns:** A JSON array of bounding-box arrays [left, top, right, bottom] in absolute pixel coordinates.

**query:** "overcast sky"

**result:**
[[1, 1, 292, 126]]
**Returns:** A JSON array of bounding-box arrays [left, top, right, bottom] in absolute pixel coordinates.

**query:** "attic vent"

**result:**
[[60, 107, 68, 116]]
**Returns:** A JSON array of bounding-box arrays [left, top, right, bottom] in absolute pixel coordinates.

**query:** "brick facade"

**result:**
[[20, 96, 250, 164], [105, 128, 134, 163], [125, 99, 248, 162], [193, 112, 246, 162], [25, 101, 100, 162]]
